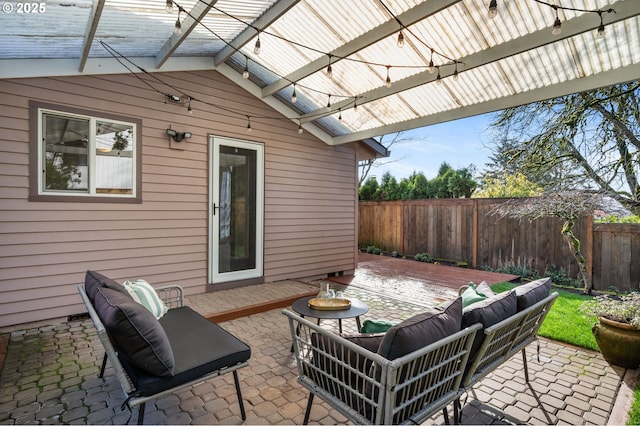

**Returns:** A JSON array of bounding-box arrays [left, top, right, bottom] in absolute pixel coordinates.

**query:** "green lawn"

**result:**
[[491, 282, 597, 351]]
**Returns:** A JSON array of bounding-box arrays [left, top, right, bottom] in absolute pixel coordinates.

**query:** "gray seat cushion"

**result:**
[[93, 287, 175, 377], [377, 297, 462, 360], [462, 290, 517, 361], [515, 277, 551, 311], [121, 307, 252, 396]]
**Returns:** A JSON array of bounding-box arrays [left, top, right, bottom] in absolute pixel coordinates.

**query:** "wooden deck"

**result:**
[[329, 253, 520, 295]]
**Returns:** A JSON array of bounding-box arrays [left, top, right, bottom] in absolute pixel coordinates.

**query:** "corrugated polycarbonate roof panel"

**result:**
[[0, 0, 638, 144]]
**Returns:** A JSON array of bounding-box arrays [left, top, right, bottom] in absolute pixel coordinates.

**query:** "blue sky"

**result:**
[[372, 112, 498, 181]]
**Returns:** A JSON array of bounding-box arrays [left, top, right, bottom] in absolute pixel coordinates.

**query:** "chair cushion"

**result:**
[[121, 307, 251, 396], [93, 287, 175, 377], [462, 290, 517, 360], [515, 277, 551, 311], [123, 279, 168, 319], [84, 270, 131, 304], [377, 297, 462, 360]]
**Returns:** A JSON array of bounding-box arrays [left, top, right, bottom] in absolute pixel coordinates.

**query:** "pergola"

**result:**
[[1, 0, 638, 147]]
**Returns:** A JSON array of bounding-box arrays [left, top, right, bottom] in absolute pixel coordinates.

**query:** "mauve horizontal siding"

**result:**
[[0, 69, 358, 327]]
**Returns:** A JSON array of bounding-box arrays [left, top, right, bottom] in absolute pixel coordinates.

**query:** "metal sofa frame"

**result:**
[[78, 284, 249, 425]]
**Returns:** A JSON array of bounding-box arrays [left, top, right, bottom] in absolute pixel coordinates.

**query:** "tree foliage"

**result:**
[[473, 172, 543, 198], [484, 81, 640, 214], [358, 162, 477, 200]]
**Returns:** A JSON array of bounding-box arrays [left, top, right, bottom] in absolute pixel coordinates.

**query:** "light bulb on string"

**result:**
[[552, 7, 562, 35], [397, 31, 405, 48], [353, 97, 358, 112], [428, 49, 436, 74], [385, 66, 392, 88], [246, 116, 252, 132], [243, 56, 249, 79], [254, 34, 261, 55], [291, 84, 297, 103], [187, 97, 192, 115], [435, 68, 442, 85], [326, 94, 331, 111], [338, 109, 342, 121], [452, 63, 459, 81], [488, 0, 498, 19], [597, 12, 605, 38], [165, 0, 173, 13], [298, 122, 303, 134], [326, 55, 333, 78], [174, 11, 182, 35]]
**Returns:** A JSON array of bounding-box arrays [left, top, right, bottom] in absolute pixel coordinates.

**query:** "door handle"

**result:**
[[213, 202, 220, 215]]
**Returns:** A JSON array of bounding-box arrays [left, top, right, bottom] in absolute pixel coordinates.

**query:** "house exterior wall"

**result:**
[[0, 70, 358, 328]]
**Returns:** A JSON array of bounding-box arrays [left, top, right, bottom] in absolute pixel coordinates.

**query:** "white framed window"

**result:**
[[29, 101, 142, 203]]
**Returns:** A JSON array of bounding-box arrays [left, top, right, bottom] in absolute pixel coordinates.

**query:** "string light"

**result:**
[[552, 6, 562, 35], [597, 12, 605, 38], [326, 94, 331, 110], [298, 121, 303, 134], [435, 68, 442, 85], [187, 96, 192, 114], [338, 108, 342, 121], [385, 66, 392, 88], [488, 0, 498, 18], [246, 116, 252, 132], [353, 97, 358, 112], [291, 84, 297, 103], [326, 55, 333, 78], [165, 0, 173, 13], [428, 49, 436, 74], [397, 31, 405, 48], [254, 34, 261, 55], [173, 9, 182, 35], [243, 56, 249, 79]]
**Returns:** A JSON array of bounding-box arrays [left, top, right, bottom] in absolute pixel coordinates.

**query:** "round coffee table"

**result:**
[[291, 296, 368, 334]]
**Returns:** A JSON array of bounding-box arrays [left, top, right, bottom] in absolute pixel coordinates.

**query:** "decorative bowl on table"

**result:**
[[308, 298, 351, 311]]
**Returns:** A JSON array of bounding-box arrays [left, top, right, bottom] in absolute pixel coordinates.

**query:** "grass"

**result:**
[[491, 282, 598, 351], [628, 386, 640, 426]]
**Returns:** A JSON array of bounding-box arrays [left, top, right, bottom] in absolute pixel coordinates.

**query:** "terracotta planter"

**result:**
[[592, 316, 640, 369]]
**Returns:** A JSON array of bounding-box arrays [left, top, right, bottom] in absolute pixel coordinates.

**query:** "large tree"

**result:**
[[486, 81, 640, 215]]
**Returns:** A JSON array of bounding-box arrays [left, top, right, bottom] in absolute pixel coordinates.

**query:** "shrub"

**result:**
[[414, 252, 433, 263]]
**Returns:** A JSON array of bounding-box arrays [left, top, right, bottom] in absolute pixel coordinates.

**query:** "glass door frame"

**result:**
[[208, 136, 264, 284]]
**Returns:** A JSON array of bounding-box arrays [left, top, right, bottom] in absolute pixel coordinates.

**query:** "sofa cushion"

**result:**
[[93, 287, 175, 377], [462, 290, 517, 361], [360, 319, 397, 333], [377, 297, 462, 360], [462, 290, 517, 329], [123, 279, 168, 319], [476, 281, 495, 298], [120, 306, 251, 396], [84, 270, 131, 304], [515, 277, 551, 311]]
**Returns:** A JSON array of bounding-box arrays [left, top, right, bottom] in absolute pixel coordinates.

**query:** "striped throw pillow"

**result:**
[[123, 279, 168, 319]]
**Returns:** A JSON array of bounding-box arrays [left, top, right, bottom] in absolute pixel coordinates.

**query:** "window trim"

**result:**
[[29, 100, 142, 203]]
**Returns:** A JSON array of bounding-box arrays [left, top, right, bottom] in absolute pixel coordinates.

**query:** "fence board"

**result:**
[[359, 199, 638, 291]]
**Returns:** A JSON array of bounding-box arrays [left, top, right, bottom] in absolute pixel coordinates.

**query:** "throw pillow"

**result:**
[[377, 297, 462, 360], [360, 319, 397, 333], [84, 270, 132, 303], [461, 285, 487, 307], [93, 287, 175, 377], [475, 281, 495, 298], [123, 279, 168, 319]]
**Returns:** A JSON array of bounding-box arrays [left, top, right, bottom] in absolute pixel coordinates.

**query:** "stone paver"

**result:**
[[0, 279, 631, 425]]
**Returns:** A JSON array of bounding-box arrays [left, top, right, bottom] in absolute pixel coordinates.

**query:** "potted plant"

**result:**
[[581, 292, 640, 368]]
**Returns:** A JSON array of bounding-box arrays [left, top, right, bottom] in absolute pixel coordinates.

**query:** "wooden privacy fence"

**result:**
[[359, 199, 640, 291]]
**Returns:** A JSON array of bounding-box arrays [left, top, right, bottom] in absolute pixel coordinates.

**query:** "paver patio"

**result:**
[[0, 265, 636, 425]]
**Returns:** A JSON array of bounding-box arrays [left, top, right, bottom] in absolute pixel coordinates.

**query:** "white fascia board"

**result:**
[[0, 56, 215, 79]]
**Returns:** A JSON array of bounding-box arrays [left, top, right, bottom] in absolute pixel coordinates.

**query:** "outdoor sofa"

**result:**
[[78, 270, 251, 424], [284, 277, 557, 424]]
